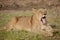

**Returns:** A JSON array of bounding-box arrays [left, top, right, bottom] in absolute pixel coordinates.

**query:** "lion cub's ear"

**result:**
[[32, 8, 37, 14]]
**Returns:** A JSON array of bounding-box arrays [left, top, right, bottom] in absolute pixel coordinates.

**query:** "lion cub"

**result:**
[[7, 8, 55, 36]]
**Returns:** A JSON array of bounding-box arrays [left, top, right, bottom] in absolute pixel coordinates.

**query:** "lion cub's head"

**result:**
[[32, 8, 47, 24]]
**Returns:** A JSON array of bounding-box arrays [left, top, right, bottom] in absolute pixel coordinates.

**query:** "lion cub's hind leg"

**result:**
[[6, 17, 18, 31]]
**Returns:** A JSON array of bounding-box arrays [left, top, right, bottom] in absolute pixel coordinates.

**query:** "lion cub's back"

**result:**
[[14, 16, 33, 30]]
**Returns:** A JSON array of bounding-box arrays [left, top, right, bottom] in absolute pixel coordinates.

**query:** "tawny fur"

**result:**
[[6, 8, 55, 36]]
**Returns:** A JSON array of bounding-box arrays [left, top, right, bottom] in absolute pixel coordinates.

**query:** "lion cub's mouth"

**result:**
[[41, 15, 47, 25]]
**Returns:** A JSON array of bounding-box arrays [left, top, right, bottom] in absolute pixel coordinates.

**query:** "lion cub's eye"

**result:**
[[44, 14, 47, 15]]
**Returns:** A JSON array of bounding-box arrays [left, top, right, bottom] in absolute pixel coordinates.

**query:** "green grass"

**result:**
[[0, 30, 55, 40], [0, 30, 60, 40], [0, 10, 60, 40]]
